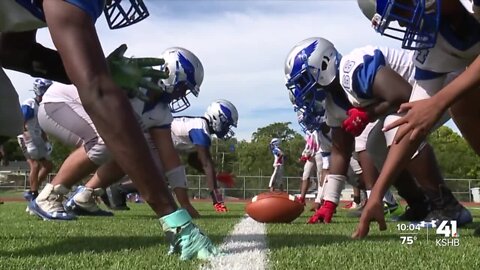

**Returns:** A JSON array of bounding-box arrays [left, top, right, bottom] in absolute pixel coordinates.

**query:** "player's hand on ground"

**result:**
[[107, 44, 169, 101], [352, 200, 386, 239], [342, 107, 369, 136], [382, 98, 444, 143], [307, 200, 336, 224]]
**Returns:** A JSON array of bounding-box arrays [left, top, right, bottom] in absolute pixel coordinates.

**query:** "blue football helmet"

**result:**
[[284, 37, 341, 114], [33, 78, 53, 97], [204, 99, 238, 139], [294, 101, 326, 132], [104, 0, 149, 29], [357, 0, 441, 50]]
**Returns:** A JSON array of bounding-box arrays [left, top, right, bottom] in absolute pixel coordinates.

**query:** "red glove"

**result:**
[[342, 107, 369, 136], [307, 200, 337, 224], [217, 172, 235, 188], [299, 155, 309, 163], [213, 202, 228, 212]]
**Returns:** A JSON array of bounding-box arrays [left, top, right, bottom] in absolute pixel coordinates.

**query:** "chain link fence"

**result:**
[[1, 171, 479, 202]]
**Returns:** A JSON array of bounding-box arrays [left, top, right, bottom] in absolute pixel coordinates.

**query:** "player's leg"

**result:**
[[449, 87, 480, 156], [42, 1, 178, 217], [0, 69, 24, 141], [32, 101, 102, 219], [405, 144, 472, 226], [299, 159, 315, 204], [269, 167, 279, 192]]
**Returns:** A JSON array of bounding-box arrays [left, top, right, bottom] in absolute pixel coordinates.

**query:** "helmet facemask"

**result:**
[[104, 0, 149, 29], [373, 0, 440, 49]]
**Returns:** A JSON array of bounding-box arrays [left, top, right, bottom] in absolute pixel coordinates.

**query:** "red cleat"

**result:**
[[307, 200, 336, 224]]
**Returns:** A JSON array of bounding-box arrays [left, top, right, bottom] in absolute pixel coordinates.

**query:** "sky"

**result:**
[[4, 0, 460, 141]]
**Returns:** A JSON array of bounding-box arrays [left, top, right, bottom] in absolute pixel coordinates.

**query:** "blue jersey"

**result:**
[[15, 0, 105, 22], [0, 0, 105, 32]]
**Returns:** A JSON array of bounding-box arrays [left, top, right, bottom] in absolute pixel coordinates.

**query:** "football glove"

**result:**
[[342, 107, 369, 136], [107, 44, 169, 101], [213, 202, 228, 212]]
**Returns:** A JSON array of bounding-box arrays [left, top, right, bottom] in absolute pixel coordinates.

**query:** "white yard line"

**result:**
[[201, 216, 269, 270]]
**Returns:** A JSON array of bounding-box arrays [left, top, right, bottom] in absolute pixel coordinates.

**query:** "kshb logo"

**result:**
[[436, 220, 458, 238]]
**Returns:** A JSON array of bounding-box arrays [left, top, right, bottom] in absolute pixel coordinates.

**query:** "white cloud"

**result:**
[[4, 1, 459, 140]]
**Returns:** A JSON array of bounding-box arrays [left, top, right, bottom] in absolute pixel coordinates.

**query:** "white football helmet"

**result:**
[[204, 99, 238, 139], [158, 47, 204, 113], [284, 37, 341, 113], [270, 138, 281, 150], [104, 0, 149, 29], [33, 78, 53, 97]]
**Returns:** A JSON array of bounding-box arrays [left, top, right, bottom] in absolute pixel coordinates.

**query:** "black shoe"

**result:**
[[422, 203, 472, 227], [394, 202, 431, 222]]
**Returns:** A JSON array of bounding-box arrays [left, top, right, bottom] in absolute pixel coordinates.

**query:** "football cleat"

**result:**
[[307, 200, 336, 224], [342, 201, 354, 209], [383, 202, 400, 215], [65, 186, 113, 216], [160, 209, 219, 260], [23, 190, 38, 202], [392, 202, 430, 222], [28, 183, 76, 221], [213, 202, 228, 212], [419, 203, 472, 228]]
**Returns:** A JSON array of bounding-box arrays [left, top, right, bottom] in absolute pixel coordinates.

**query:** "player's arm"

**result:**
[[149, 127, 200, 218], [365, 66, 412, 120], [187, 152, 204, 173], [0, 31, 70, 83], [329, 127, 354, 175], [195, 145, 217, 191], [385, 55, 480, 141]]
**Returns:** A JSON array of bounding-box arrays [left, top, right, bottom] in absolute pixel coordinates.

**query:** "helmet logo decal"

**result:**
[[177, 52, 196, 87], [291, 40, 318, 77], [219, 104, 232, 124]]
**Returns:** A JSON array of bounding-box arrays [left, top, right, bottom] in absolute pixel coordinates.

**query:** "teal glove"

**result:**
[[107, 44, 169, 101]]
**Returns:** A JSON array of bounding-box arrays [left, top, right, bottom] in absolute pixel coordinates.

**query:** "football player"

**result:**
[[285, 37, 460, 226], [268, 138, 285, 192], [0, 0, 217, 260], [17, 78, 54, 203], [171, 99, 239, 212], [355, 0, 480, 238]]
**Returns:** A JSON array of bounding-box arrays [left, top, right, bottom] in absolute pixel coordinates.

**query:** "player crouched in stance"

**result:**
[[172, 99, 238, 212], [30, 47, 204, 219], [284, 37, 463, 226], [17, 79, 54, 203]]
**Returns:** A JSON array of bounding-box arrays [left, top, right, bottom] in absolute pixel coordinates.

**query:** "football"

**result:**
[[245, 192, 304, 223]]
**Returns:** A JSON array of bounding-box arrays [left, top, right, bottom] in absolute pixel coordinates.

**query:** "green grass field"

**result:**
[[1, 201, 479, 270]]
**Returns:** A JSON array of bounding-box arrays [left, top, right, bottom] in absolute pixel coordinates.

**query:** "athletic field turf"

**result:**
[[1, 202, 479, 269]]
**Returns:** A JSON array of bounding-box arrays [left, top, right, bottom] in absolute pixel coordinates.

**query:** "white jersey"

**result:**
[[413, 8, 480, 76], [42, 82, 173, 130], [20, 98, 43, 142], [171, 117, 212, 153], [340, 46, 415, 108], [326, 46, 415, 127]]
